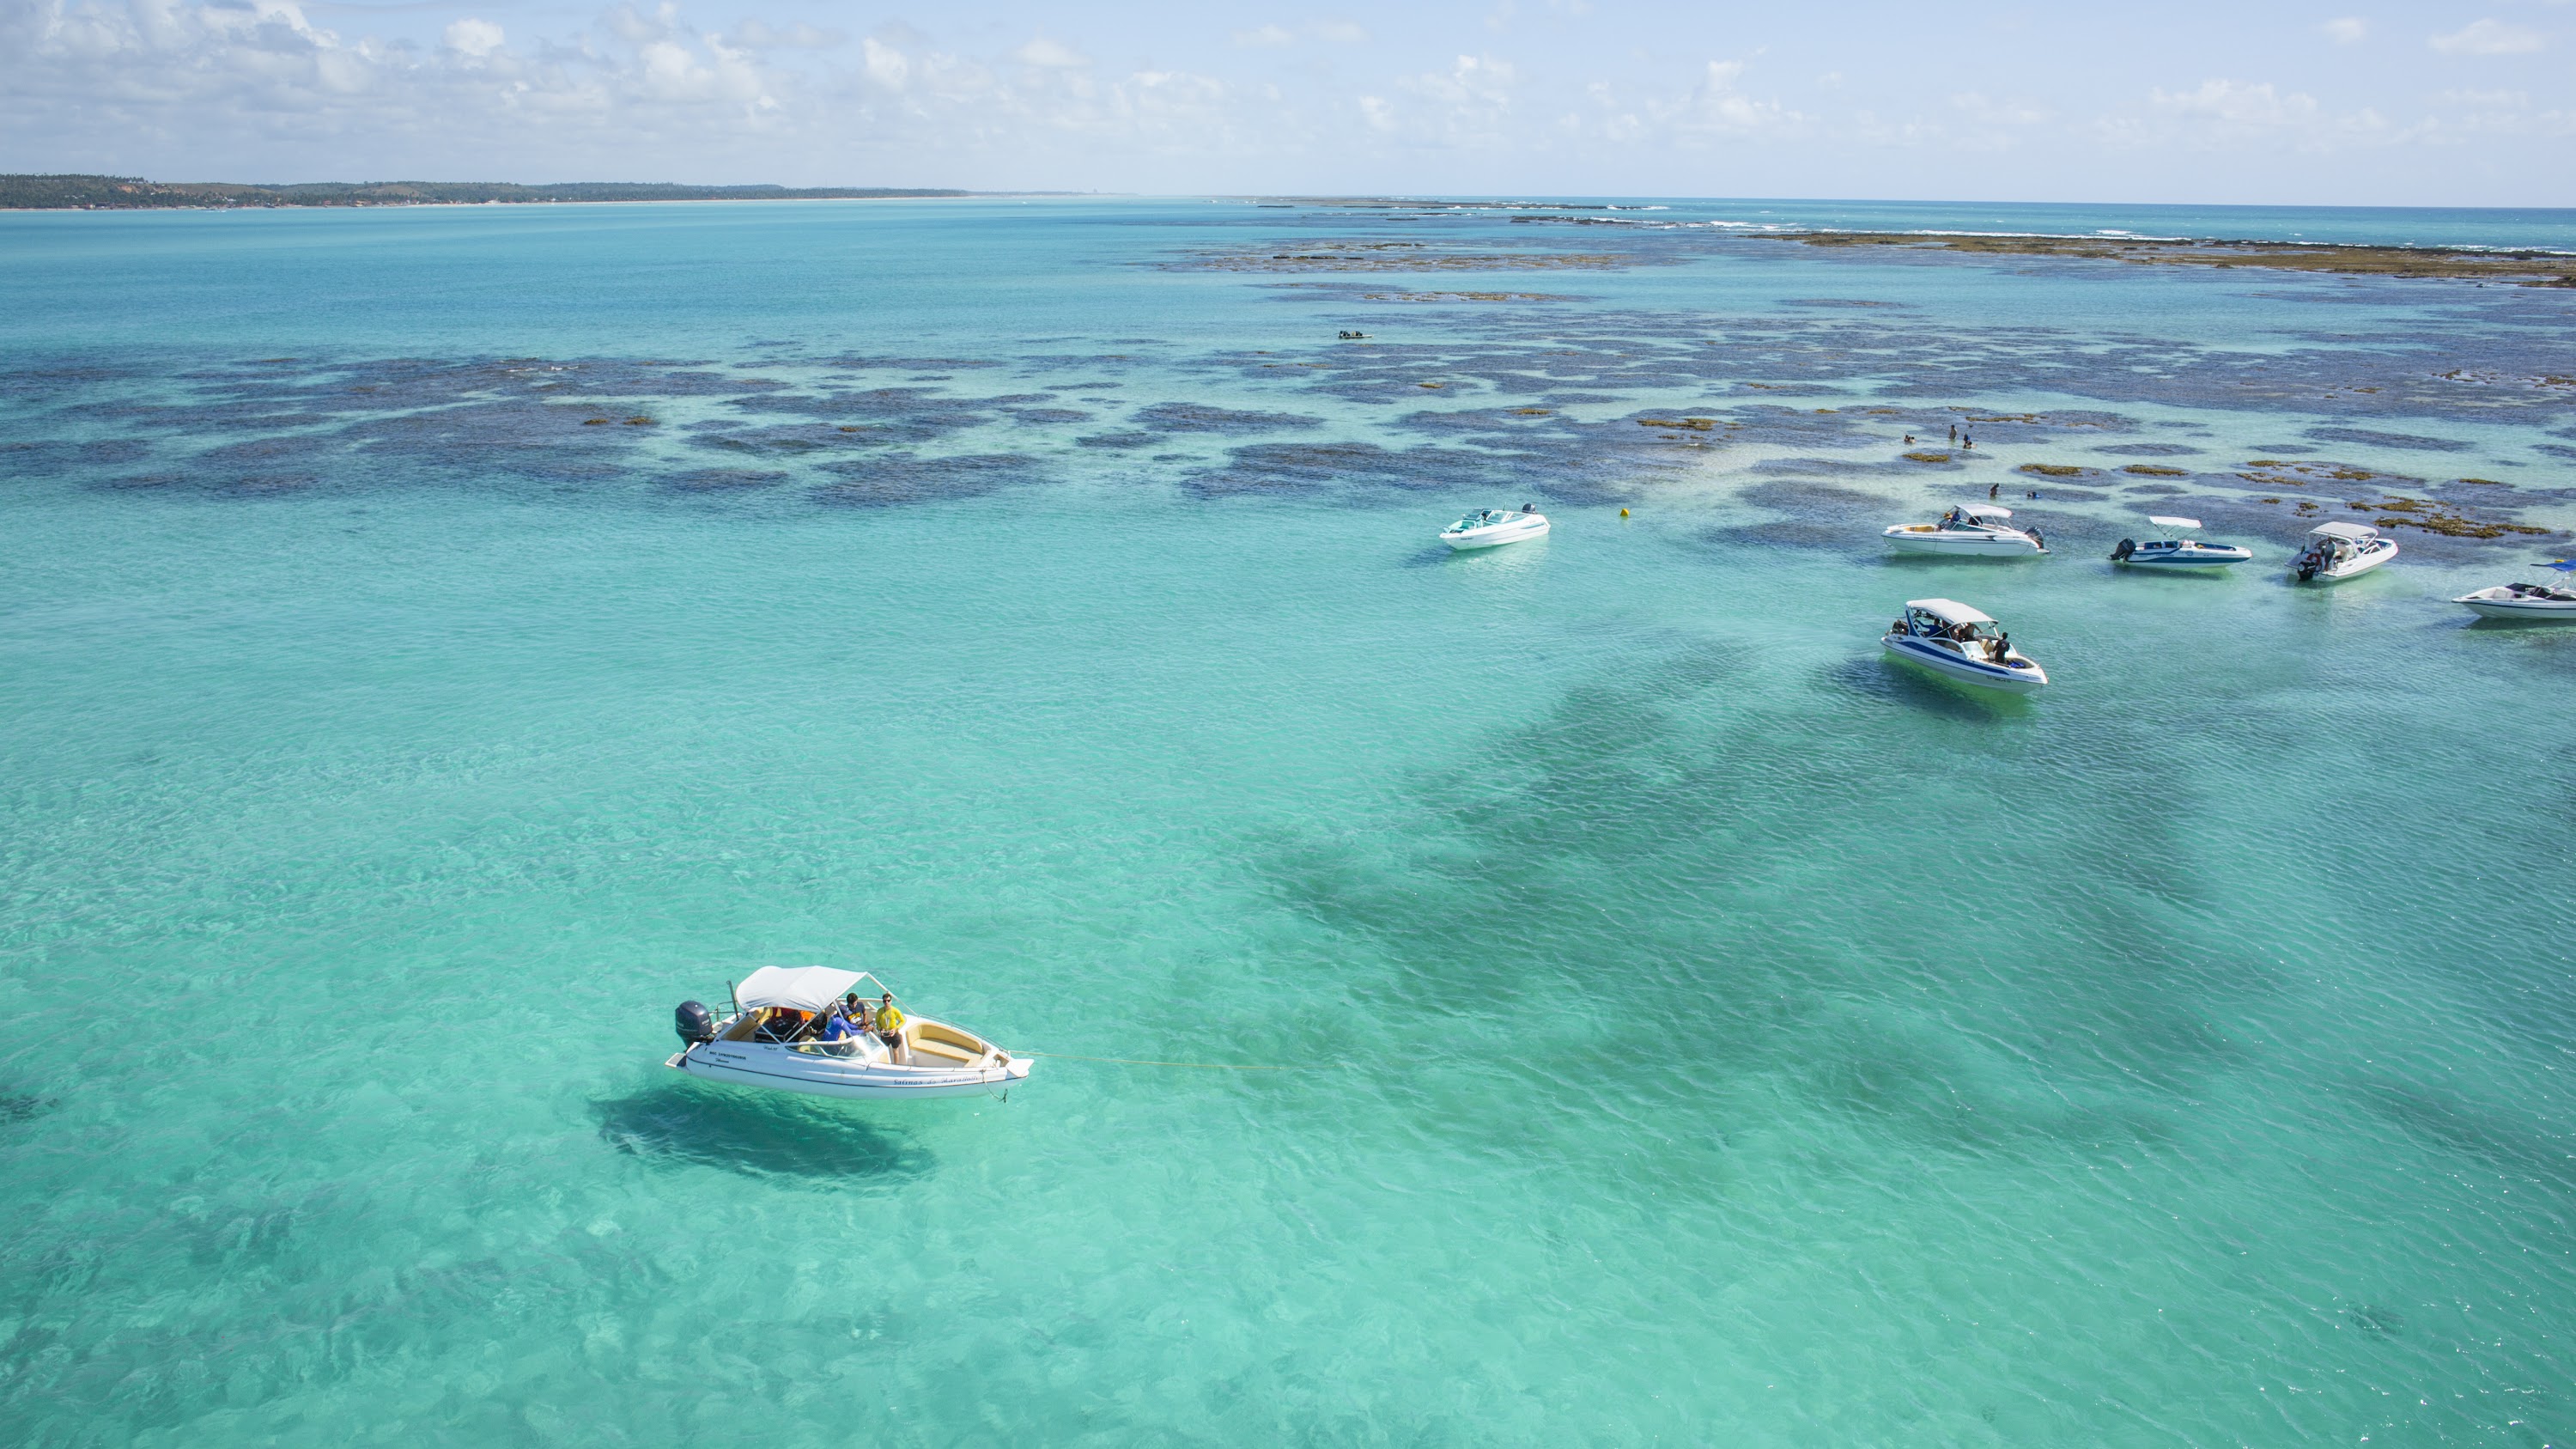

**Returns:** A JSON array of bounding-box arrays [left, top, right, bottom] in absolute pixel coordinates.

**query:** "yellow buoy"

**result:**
[[1619, 508, 1630, 517]]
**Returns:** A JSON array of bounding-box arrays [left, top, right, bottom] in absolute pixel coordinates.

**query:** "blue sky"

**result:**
[[3, 0, 2571, 204]]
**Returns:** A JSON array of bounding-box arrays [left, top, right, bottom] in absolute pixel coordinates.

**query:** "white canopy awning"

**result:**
[[733, 966, 865, 1013], [2148, 515, 2202, 530], [2309, 521, 2379, 542], [1906, 598, 1995, 626]]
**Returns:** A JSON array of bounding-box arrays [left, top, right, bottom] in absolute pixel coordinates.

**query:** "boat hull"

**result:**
[[2457, 595, 2576, 620], [1883, 529, 2041, 557], [1443, 519, 1550, 550], [2117, 547, 2251, 569], [2298, 542, 2397, 582], [1881, 635, 2048, 693], [671, 1044, 1030, 1099]]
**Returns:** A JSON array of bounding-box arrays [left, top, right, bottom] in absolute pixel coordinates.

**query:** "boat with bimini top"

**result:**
[[1442, 505, 1550, 550], [2109, 516, 2252, 569], [2292, 521, 2397, 582], [668, 966, 1030, 1100], [1880, 598, 2049, 694], [1883, 506, 2047, 557]]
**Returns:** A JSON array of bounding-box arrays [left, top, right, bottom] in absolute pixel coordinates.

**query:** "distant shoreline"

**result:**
[[0, 174, 1034, 211]]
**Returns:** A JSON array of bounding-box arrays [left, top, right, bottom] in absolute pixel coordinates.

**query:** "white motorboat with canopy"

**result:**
[[2109, 516, 2252, 569], [1880, 598, 2049, 693], [2292, 521, 2397, 582], [1883, 506, 2047, 557], [1442, 505, 1549, 550], [668, 966, 1030, 1100]]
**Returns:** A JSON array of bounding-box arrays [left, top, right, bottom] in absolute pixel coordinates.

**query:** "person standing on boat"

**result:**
[[877, 993, 907, 1061]]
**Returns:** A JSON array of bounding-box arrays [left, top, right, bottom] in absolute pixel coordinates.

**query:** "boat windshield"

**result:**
[[1449, 509, 1522, 530], [1904, 609, 1999, 640]]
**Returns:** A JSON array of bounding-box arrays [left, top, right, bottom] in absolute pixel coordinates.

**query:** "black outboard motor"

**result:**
[[675, 1001, 717, 1047], [2111, 539, 2136, 562]]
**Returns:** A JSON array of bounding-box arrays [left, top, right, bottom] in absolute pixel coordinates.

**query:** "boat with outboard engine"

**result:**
[[668, 966, 1030, 1100], [2292, 521, 2397, 582], [1883, 506, 2046, 557], [1880, 598, 2049, 693], [2109, 516, 2252, 569], [2453, 580, 2576, 620], [1442, 505, 1549, 550]]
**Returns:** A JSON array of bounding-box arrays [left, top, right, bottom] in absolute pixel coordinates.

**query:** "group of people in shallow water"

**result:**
[[755, 990, 908, 1061]]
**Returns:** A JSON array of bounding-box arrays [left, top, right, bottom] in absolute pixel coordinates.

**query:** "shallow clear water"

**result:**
[[3, 198, 2573, 1446]]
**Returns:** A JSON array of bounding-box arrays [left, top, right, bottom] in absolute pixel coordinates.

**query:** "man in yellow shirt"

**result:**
[[876, 992, 906, 1062]]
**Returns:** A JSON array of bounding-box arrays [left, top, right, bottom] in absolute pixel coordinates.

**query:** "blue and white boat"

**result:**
[[2108, 516, 2251, 569], [1880, 598, 2049, 694], [1442, 506, 1550, 550]]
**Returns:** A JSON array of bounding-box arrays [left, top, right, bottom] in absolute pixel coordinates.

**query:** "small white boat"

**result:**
[[1880, 598, 2049, 694], [1883, 506, 2047, 557], [1442, 505, 1549, 550], [2109, 516, 2251, 569], [2454, 581, 2576, 620], [2292, 521, 2397, 582], [668, 966, 1030, 1101]]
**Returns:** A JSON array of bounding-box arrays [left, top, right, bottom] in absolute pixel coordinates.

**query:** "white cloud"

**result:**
[[1315, 21, 1369, 45], [606, 4, 675, 46], [1012, 36, 1089, 69], [1409, 52, 1516, 108], [1950, 92, 2048, 127], [1233, 25, 1293, 48], [727, 20, 843, 52], [1679, 58, 1794, 135], [442, 18, 503, 58], [862, 37, 909, 88], [2152, 78, 2319, 127], [2321, 17, 2369, 45], [2430, 20, 2543, 55]]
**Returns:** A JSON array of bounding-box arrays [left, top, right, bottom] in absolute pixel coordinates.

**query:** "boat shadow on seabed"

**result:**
[[593, 1081, 933, 1185]]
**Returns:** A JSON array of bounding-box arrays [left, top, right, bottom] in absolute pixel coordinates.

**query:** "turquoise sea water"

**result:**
[[3, 198, 2574, 1445]]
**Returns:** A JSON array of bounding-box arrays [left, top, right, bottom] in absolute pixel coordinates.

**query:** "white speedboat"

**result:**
[[1883, 506, 2046, 557], [1880, 598, 2048, 694], [2292, 521, 2397, 582], [2454, 581, 2576, 620], [1442, 505, 1549, 550], [2109, 516, 2251, 569], [668, 966, 1030, 1101]]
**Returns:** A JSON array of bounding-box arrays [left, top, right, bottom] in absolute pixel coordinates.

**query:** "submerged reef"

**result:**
[[2343, 496, 2551, 539], [1166, 241, 1649, 274], [1773, 233, 2576, 288], [12, 227, 2573, 556]]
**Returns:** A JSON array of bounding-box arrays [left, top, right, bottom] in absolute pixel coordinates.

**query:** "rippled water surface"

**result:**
[[3, 198, 2573, 1446]]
